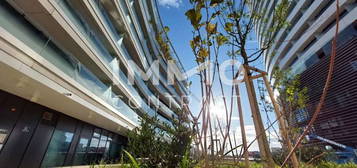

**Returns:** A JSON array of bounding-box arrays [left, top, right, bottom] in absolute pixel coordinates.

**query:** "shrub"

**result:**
[[126, 110, 194, 168]]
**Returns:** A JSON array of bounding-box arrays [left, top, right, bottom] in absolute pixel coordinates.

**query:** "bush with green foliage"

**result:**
[[126, 110, 194, 168]]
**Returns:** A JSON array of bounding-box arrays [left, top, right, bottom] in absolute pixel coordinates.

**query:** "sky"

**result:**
[[157, 0, 280, 151]]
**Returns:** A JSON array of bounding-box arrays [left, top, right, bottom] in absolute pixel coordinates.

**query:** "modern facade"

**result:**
[[254, 0, 357, 147], [0, 0, 188, 167]]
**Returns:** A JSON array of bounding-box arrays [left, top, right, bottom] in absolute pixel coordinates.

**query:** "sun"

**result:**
[[209, 101, 226, 119]]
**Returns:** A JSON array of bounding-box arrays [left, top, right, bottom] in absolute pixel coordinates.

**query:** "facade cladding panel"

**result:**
[[299, 37, 357, 148], [0, 90, 126, 167], [0, 0, 187, 167], [254, 0, 357, 147]]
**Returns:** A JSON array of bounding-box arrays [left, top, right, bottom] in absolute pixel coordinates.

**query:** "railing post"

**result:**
[[243, 65, 275, 168], [263, 75, 299, 168]]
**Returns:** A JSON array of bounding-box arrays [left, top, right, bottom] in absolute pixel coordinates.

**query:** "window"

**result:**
[[103, 133, 113, 160], [322, 19, 336, 33], [314, 0, 334, 20], [302, 37, 317, 52], [72, 124, 93, 165], [305, 54, 319, 68], [295, 108, 309, 123], [86, 128, 101, 163], [96, 130, 108, 160], [317, 49, 325, 59], [0, 96, 24, 152], [41, 116, 77, 167], [288, 56, 298, 67], [108, 135, 124, 161]]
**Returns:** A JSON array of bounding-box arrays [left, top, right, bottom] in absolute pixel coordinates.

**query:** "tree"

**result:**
[[126, 110, 194, 168], [272, 67, 309, 166], [126, 114, 169, 167], [185, 0, 290, 167], [272, 67, 308, 130], [166, 110, 195, 168]]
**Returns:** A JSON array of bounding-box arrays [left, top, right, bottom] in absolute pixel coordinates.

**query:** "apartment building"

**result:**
[[0, 0, 188, 167], [254, 0, 357, 147]]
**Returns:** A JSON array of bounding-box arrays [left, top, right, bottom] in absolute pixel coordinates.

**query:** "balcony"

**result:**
[[0, 5, 139, 124]]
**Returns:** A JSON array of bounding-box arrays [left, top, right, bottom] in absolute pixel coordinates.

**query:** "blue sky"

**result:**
[[157, 0, 280, 150]]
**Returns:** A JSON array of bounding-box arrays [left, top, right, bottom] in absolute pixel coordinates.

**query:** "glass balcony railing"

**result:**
[[58, 0, 144, 104], [58, 0, 114, 67], [139, 97, 172, 126], [92, 0, 164, 95], [124, 1, 187, 98], [117, 35, 180, 109], [131, 66, 177, 118], [118, 0, 149, 68], [156, 84, 180, 109], [68, 55, 139, 124], [1, 0, 175, 128], [0, 3, 139, 124], [91, 0, 137, 68], [158, 115, 174, 127], [117, 63, 176, 123], [58, 0, 177, 122], [91, 0, 121, 42]]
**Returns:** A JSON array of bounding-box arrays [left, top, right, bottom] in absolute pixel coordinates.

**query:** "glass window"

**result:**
[[94, 130, 108, 161], [86, 128, 101, 163], [0, 129, 6, 150], [98, 131, 108, 154], [41, 116, 77, 167], [305, 54, 319, 69], [72, 124, 93, 165], [295, 108, 309, 123], [107, 134, 126, 162], [103, 133, 113, 160]]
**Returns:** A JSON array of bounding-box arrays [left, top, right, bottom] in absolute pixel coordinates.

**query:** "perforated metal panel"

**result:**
[[298, 37, 357, 147]]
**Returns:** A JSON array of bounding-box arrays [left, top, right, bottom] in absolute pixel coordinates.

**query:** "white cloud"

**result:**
[[197, 124, 281, 155], [231, 117, 240, 121], [158, 0, 182, 8], [234, 125, 259, 151], [209, 98, 240, 121], [233, 125, 281, 152]]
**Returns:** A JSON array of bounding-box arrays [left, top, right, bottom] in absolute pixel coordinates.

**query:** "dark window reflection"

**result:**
[[86, 128, 101, 163], [41, 117, 76, 167], [72, 124, 93, 165]]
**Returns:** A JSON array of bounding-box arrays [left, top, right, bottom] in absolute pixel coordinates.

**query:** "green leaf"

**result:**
[[210, 0, 224, 7], [197, 47, 208, 63], [185, 9, 202, 30], [163, 26, 170, 33], [196, 1, 205, 11], [216, 34, 228, 46], [198, 47, 208, 58], [206, 22, 217, 34], [189, 40, 195, 50], [190, 36, 201, 50], [123, 150, 139, 168], [225, 22, 233, 32], [228, 12, 240, 19]]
